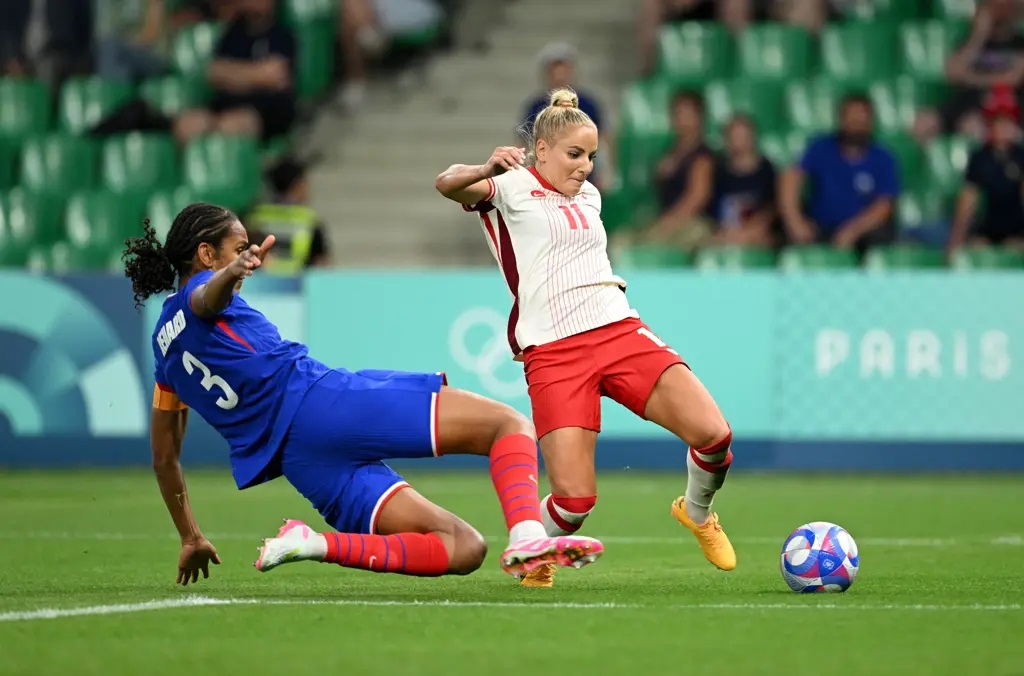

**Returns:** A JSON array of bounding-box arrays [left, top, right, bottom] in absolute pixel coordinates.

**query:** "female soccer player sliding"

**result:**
[[435, 88, 736, 588], [123, 202, 602, 586]]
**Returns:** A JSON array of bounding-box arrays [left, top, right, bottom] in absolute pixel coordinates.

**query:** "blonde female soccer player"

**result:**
[[435, 88, 737, 588]]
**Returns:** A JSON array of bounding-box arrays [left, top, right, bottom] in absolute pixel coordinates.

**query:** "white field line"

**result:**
[[2, 532, 1020, 547], [0, 596, 1019, 623]]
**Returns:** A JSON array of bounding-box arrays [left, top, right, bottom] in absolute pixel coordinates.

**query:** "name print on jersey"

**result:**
[[157, 309, 187, 356]]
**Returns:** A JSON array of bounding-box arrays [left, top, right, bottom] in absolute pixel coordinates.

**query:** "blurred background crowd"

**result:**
[[1, 0, 1022, 273]]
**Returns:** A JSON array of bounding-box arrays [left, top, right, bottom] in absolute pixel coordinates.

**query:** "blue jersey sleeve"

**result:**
[[181, 270, 231, 319]]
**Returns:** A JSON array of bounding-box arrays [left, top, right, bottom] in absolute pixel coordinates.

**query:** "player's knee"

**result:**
[[690, 420, 732, 453], [446, 521, 488, 575], [495, 405, 535, 443]]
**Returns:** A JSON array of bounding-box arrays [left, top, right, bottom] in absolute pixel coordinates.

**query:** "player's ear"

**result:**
[[535, 138, 548, 162], [196, 242, 217, 268]]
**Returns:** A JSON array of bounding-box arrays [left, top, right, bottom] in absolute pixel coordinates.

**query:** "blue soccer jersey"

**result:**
[[151, 270, 329, 489]]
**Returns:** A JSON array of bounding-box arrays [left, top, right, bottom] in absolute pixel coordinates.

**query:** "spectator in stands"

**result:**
[[637, 0, 750, 74], [520, 42, 606, 186], [95, 0, 169, 83], [948, 85, 1024, 255], [247, 157, 332, 271], [171, 0, 237, 28], [0, 0, 93, 90], [780, 94, 899, 257], [644, 90, 714, 249], [711, 114, 777, 247], [174, 0, 297, 144], [915, 0, 1024, 143], [336, 0, 444, 112]]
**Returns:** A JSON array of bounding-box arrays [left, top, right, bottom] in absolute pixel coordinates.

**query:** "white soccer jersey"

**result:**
[[462, 166, 638, 357]]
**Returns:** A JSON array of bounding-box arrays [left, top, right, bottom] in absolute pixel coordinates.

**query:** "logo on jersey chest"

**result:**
[[157, 309, 187, 356]]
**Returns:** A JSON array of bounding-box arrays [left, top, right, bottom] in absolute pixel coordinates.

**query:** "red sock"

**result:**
[[489, 433, 542, 530], [321, 532, 449, 576]]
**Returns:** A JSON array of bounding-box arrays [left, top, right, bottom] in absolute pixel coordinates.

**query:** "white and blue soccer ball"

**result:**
[[780, 521, 859, 593]]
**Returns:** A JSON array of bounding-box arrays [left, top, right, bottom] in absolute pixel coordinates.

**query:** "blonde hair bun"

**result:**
[[548, 87, 579, 109]]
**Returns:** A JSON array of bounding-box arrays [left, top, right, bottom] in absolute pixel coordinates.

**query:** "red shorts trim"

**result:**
[[523, 317, 686, 439]]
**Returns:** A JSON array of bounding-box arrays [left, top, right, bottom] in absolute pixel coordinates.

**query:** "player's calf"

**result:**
[[683, 427, 733, 524]]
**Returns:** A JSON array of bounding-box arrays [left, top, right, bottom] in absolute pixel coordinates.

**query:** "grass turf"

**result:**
[[0, 470, 1021, 675]]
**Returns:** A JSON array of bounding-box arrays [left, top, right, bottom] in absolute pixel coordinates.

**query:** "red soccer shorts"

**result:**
[[523, 317, 686, 439]]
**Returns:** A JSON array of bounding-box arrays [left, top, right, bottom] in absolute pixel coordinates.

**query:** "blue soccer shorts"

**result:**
[[280, 367, 447, 534]]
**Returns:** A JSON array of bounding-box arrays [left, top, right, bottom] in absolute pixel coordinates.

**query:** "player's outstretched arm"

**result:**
[[190, 235, 275, 318], [434, 146, 525, 205], [151, 407, 221, 585]]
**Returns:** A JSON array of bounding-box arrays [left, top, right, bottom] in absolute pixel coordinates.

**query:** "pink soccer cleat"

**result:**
[[254, 519, 319, 572], [500, 535, 604, 577]]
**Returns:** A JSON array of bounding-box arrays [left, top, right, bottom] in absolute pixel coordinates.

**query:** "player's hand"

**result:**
[[486, 146, 526, 176], [177, 537, 221, 586], [229, 235, 275, 278]]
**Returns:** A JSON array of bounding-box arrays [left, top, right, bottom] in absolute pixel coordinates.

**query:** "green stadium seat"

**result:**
[[27, 240, 120, 273], [760, 130, 808, 167], [295, 23, 335, 99], [880, 131, 924, 189], [58, 77, 134, 135], [950, 247, 1024, 270], [900, 20, 971, 81], [0, 78, 51, 139], [19, 134, 98, 197], [898, 188, 949, 233], [869, 76, 951, 133], [391, 22, 442, 49], [657, 22, 734, 87], [705, 79, 786, 133], [785, 78, 859, 133], [283, 0, 337, 24], [615, 244, 692, 268], [932, 0, 976, 20], [101, 133, 179, 196], [846, 0, 928, 19], [864, 244, 947, 269], [139, 75, 209, 116], [173, 22, 223, 76], [925, 135, 975, 197], [0, 188, 65, 250], [778, 245, 859, 270], [0, 139, 18, 189], [695, 245, 776, 270], [821, 22, 900, 86], [147, 186, 203, 241], [182, 134, 260, 213], [65, 190, 144, 252], [737, 24, 816, 81]]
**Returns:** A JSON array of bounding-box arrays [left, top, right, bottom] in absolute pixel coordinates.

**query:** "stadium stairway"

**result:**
[[307, 0, 638, 267]]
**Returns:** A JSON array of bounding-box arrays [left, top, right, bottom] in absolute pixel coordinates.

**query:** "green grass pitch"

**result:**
[[0, 470, 1022, 675]]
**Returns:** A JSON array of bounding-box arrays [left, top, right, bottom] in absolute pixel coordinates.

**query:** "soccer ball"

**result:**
[[780, 521, 859, 593]]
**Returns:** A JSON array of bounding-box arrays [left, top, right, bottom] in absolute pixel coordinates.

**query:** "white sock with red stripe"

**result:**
[[685, 432, 734, 524], [540, 494, 597, 536]]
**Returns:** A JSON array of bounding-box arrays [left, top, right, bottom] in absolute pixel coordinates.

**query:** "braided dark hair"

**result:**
[[122, 202, 238, 309]]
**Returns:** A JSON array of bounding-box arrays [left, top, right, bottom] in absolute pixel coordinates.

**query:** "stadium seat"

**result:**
[[898, 188, 949, 232], [925, 135, 975, 198], [778, 245, 859, 270], [27, 240, 119, 273], [172, 22, 223, 76], [760, 130, 809, 168], [0, 139, 17, 189], [294, 23, 335, 99], [147, 186, 204, 241], [283, 0, 337, 24], [0, 78, 51, 139], [182, 135, 260, 213], [737, 24, 816, 81], [869, 76, 951, 133], [695, 245, 776, 270], [657, 22, 734, 87], [58, 77, 135, 135], [19, 135, 99, 197], [615, 244, 693, 268], [864, 244, 947, 269], [139, 75, 209, 116], [846, 0, 928, 19], [101, 133, 179, 196], [820, 22, 900, 86], [0, 188, 65, 251], [65, 190, 144, 252], [932, 0, 976, 20], [705, 79, 785, 133], [950, 247, 1024, 270], [900, 20, 971, 81], [785, 78, 858, 133], [880, 131, 924, 189]]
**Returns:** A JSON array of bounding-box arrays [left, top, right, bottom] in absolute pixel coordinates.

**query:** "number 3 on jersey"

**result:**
[[182, 351, 239, 409]]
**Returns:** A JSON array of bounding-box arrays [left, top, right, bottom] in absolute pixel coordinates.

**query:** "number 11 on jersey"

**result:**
[[558, 204, 590, 230]]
